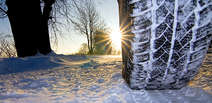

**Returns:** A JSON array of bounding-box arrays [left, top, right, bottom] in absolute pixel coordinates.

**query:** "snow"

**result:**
[[0, 54, 212, 103]]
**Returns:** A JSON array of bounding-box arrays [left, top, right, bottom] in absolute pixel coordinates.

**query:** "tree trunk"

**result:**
[[38, 0, 53, 55], [86, 33, 91, 54], [6, 0, 52, 57], [90, 31, 94, 54], [6, 0, 41, 57]]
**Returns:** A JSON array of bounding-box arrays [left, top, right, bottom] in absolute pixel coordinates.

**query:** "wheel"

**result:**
[[119, 0, 212, 90]]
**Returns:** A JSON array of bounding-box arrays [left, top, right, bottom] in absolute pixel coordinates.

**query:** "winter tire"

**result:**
[[119, 0, 212, 90]]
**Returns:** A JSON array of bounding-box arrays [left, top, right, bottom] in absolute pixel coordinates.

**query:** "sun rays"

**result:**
[[109, 30, 122, 51], [94, 18, 133, 55]]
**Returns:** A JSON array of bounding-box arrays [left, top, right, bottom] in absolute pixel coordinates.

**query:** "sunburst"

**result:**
[[109, 29, 122, 51]]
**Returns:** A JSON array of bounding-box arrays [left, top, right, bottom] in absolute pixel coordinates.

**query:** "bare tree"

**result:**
[[0, 0, 7, 18], [77, 43, 88, 55], [0, 0, 74, 57], [0, 0, 54, 57], [1, 0, 107, 56], [0, 0, 77, 56], [69, 0, 106, 54], [0, 33, 17, 57], [94, 30, 112, 55]]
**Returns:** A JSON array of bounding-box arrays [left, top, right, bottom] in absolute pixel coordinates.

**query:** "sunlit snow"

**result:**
[[0, 54, 211, 103]]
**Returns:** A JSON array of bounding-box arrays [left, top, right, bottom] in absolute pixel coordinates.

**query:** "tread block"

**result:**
[[134, 29, 151, 42], [196, 22, 212, 39], [156, 22, 167, 37], [134, 42, 150, 53], [135, 53, 149, 62], [183, 13, 195, 31], [161, 52, 169, 62], [154, 35, 166, 49], [198, 5, 212, 26], [193, 36, 208, 51], [190, 47, 207, 61], [153, 48, 165, 59], [162, 41, 171, 53], [178, 43, 190, 57], [133, 19, 152, 30], [133, 0, 149, 12], [183, 0, 197, 15], [152, 58, 167, 67], [175, 23, 186, 40], [156, 5, 168, 23], [198, 0, 212, 7], [180, 30, 192, 46], [165, 14, 174, 28], [157, 0, 165, 6], [163, 27, 173, 41], [173, 40, 182, 50], [164, 0, 175, 14]]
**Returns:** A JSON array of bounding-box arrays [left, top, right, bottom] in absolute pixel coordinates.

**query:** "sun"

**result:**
[[109, 30, 122, 51]]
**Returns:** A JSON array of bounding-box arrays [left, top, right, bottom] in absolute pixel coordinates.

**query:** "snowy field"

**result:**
[[0, 54, 212, 103]]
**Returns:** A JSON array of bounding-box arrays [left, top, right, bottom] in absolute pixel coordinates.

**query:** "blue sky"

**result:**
[[0, 0, 119, 54], [0, 18, 11, 34]]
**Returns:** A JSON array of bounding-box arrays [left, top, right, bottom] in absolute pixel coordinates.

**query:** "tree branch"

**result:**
[[0, 6, 7, 14]]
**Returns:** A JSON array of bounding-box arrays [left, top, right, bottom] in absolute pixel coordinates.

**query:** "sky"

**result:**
[[0, 0, 119, 54]]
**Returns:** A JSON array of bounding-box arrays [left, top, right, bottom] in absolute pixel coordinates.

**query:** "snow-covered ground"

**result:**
[[0, 54, 211, 103]]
